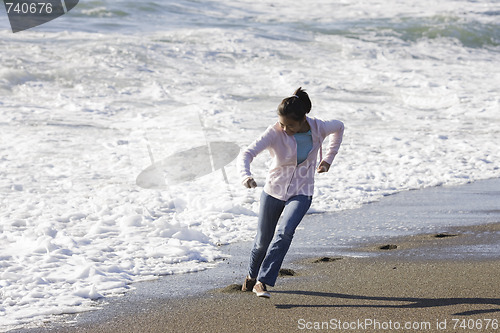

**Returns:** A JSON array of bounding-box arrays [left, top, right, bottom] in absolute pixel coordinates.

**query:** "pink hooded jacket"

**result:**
[[237, 116, 344, 201]]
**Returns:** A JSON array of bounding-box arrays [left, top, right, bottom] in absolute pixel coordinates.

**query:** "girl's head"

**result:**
[[277, 87, 312, 135]]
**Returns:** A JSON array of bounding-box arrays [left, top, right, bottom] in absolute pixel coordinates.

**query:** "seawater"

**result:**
[[0, 0, 499, 331]]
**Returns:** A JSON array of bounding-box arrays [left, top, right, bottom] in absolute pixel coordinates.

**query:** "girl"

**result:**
[[237, 87, 344, 298]]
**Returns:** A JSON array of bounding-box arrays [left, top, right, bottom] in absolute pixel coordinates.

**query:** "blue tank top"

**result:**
[[294, 130, 313, 165]]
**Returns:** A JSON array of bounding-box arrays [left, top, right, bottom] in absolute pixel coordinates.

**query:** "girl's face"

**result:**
[[278, 115, 305, 136]]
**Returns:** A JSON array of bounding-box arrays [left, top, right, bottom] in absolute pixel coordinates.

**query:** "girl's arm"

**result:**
[[321, 119, 344, 166], [237, 125, 275, 187]]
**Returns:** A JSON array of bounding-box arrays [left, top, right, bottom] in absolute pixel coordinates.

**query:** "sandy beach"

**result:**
[[12, 179, 500, 333], [23, 222, 499, 333]]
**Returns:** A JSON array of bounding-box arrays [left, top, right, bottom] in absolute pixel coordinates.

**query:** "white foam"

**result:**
[[1, 0, 499, 330]]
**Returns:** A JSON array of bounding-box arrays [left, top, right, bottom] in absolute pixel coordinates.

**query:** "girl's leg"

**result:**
[[247, 191, 286, 279], [257, 194, 312, 286]]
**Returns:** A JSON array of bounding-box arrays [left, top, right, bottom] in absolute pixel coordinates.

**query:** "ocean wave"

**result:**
[[307, 16, 499, 49]]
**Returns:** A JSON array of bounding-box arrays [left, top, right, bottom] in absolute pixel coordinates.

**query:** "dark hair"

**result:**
[[277, 87, 312, 121]]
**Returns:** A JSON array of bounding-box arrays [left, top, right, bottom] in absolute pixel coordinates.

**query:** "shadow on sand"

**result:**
[[273, 290, 500, 316]]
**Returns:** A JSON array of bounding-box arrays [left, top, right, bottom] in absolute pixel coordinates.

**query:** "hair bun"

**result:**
[[292, 87, 311, 113]]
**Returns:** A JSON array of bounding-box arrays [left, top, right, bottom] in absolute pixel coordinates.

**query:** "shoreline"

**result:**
[[32, 223, 500, 333], [11, 178, 500, 333]]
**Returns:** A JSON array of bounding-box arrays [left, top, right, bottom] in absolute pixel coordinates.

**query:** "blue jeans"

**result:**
[[248, 191, 312, 287]]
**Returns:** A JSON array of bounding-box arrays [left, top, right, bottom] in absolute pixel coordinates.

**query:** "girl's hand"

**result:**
[[317, 161, 331, 173], [243, 177, 258, 188]]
